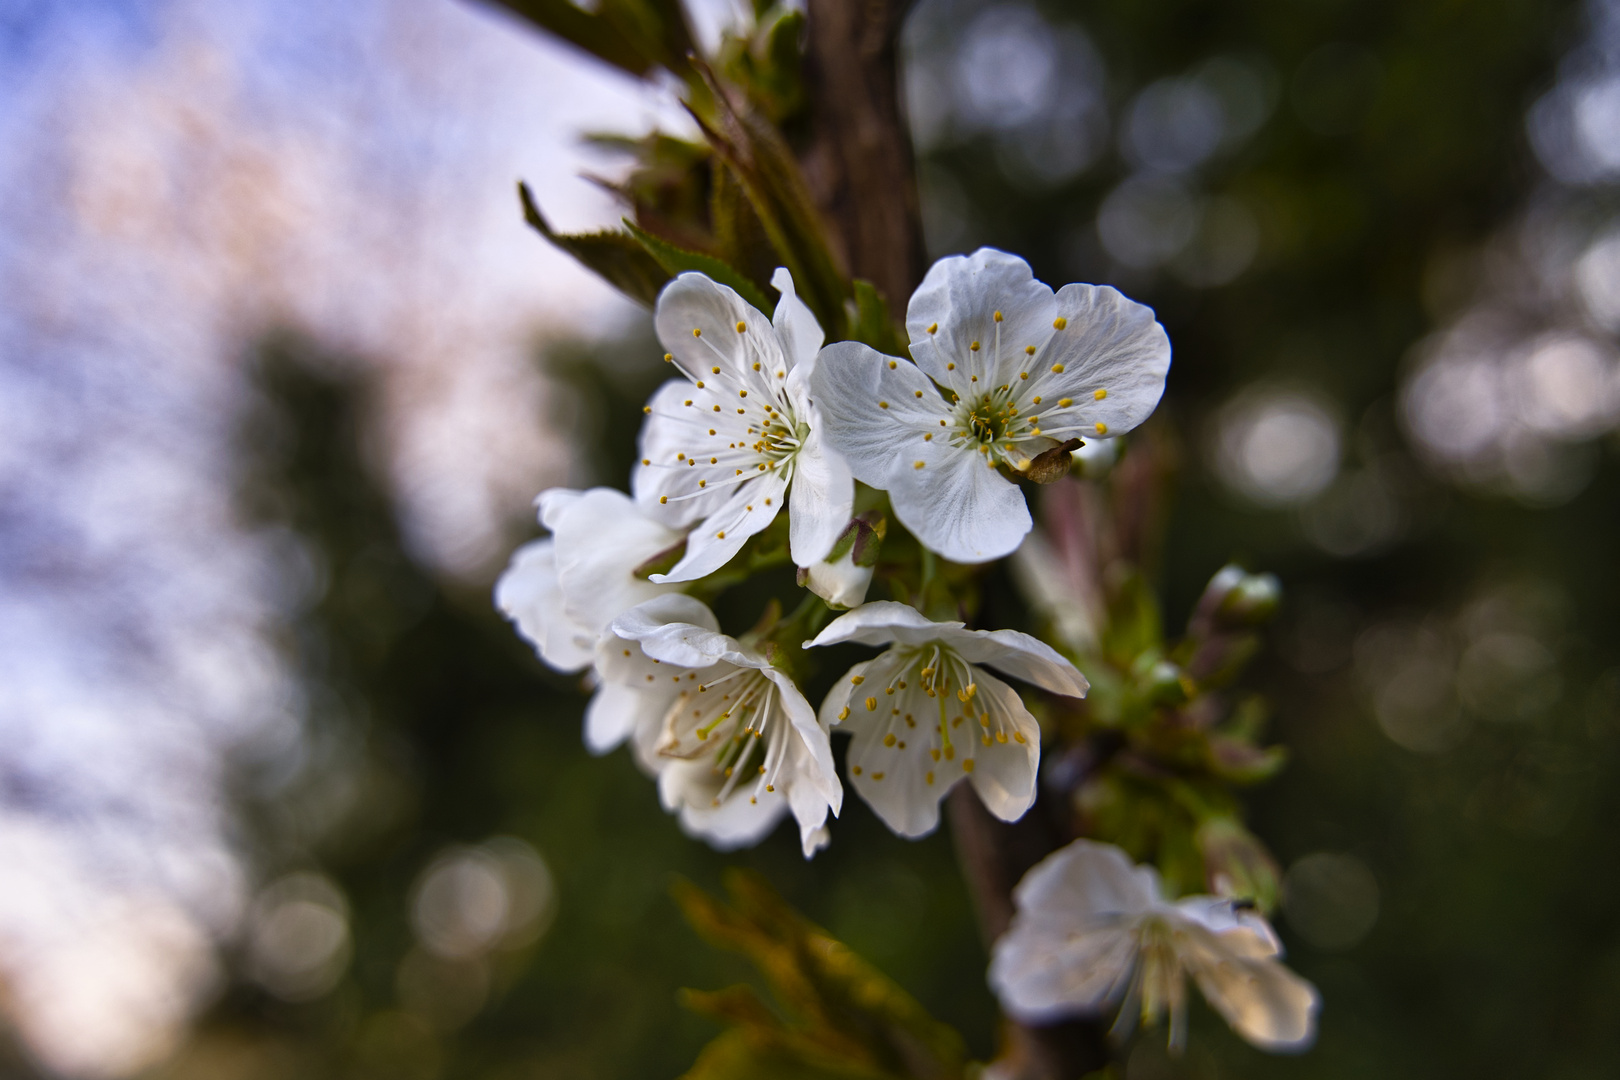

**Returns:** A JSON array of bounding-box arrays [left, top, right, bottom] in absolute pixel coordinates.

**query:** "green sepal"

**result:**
[[518, 182, 669, 306], [624, 218, 776, 313]]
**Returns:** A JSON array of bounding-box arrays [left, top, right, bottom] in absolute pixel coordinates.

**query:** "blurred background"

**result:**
[[2, 0, 1619, 1077]]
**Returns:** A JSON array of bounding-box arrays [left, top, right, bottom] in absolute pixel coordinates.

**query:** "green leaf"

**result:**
[[624, 218, 776, 313], [518, 182, 669, 306], [484, 0, 698, 81], [673, 872, 970, 1080]]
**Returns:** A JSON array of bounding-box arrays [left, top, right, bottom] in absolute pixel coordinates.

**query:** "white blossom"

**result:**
[[606, 598, 842, 857], [806, 601, 1087, 838], [634, 268, 854, 582], [494, 487, 682, 681], [989, 839, 1319, 1053], [811, 249, 1170, 562]]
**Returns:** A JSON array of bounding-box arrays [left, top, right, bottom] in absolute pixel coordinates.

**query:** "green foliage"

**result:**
[[674, 872, 971, 1080], [519, 181, 670, 306], [482, 0, 698, 80], [623, 218, 776, 313]]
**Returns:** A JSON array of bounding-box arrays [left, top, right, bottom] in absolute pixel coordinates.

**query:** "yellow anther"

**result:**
[[695, 380, 705, 388], [889, 360, 897, 369], [677, 453, 686, 460], [1051, 363, 1066, 373], [1094, 388, 1108, 400], [944, 745, 955, 760], [924, 433, 933, 441], [914, 460, 925, 469], [872, 772, 885, 781], [852, 674, 865, 684], [643, 406, 652, 414], [994, 310, 1003, 322], [970, 341, 980, 351], [928, 322, 938, 334], [981, 734, 991, 746], [931, 748, 941, 761], [684, 399, 693, 406], [710, 457, 717, 464], [642, 457, 650, 465], [838, 706, 850, 721], [915, 390, 923, 398], [717, 530, 726, 539], [879, 401, 889, 409], [996, 731, 1008, 744], [765, 497, 773, 505], [698, 479, 707, 488], [659, 496, 668, 504], [925, 771, 934, 785], [693, 328, 702, 337], [885, 686, 896, 696], [1032, 396, 1042, 405], [713, 405, 721, 412], [962, 759, 975, 773], [865, 696, 878, 711], [664, 353, 673, 362], [1024, 345, 1036, 355], [1053, 317, 1067, 330], [1059, 398, 1073, 407], [1013, 731, 1027, 744], [753, 362, 761, 371], [766, 783, 775, 792], [739, 390, 747, 398], [735, 321, 746, 332], [1095, 422, 1108, 435], [884, 734, 897, 747]]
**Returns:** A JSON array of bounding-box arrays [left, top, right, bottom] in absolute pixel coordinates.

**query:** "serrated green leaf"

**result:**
[[624, 218, 775, 313], [673, 872, 969, 1080], [517, 182, 669, 306]]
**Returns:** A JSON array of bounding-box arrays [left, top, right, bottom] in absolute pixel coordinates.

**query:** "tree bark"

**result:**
[[800, 0, 927, 311], [801, 5, 1107, 1073]]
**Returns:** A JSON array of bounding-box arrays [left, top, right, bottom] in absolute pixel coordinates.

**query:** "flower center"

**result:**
[[952, 388, 1037, 465]]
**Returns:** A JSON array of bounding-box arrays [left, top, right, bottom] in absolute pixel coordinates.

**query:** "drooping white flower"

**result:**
[[811, 249, 1170, 563], [495, 487, 685, 679], [805, 601, 1088, 838], [989, 839, 1319, 1053], [605, 598, 842, 857], [634, 268, 854, 582]]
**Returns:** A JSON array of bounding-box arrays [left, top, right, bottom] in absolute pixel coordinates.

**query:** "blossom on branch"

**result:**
[[989, 839, 1319, 1053], [811, 249, 1170, 562], [606, 597, 842, 857], [495, 487, 683, 678], [806, 601, 1088, 838], [635, 268, 854, 582]]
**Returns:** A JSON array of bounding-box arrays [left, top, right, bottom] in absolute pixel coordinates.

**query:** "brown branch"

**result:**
[[800, 0, 927, 312]]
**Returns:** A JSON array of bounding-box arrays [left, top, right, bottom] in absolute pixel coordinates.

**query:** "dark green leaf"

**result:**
[[518, 181, 669, 306], [624, 218, 775, 313]]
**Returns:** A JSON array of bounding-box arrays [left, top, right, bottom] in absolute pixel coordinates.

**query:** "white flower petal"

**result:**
[[951, 627, 1089, 698], [763, 667, 841, 814], [660, 760, 789, 847], [1185, 939, 1320, 1052], [583, 679, 665, 763], [771, 267, 823, 373], [1012, 839, 1162, 927], [494, 539, 595, 672], [651, 469, 790, 583], [882, 431, 1032, 562], [633, 379, 734, 528], [907, 248, 1058, 395], [654, 272, 783, 390], [550, 487, 683, 632], [808, 341, 953, 490], [1019, 284, 1170, 444], [959, 670, 1040, 822], [809, 603, 1086, 697], [990, 925, 1141, 1022], [610, 600, 732, 670], [535, 487, 586, 531], [785, 425, 854, 566]]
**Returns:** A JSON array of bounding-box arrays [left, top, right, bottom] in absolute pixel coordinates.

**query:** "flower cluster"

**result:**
[[496, 250, 1314, 1051]]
